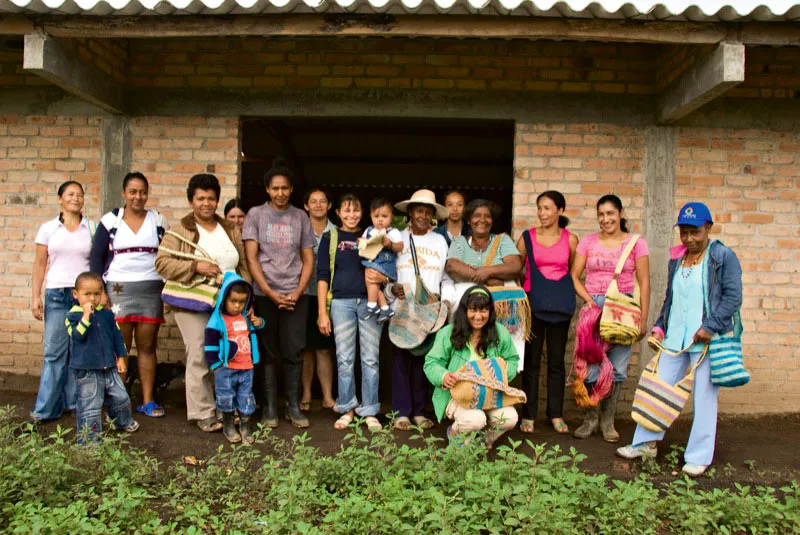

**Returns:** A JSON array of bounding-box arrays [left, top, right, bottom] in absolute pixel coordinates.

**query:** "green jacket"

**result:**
[[423, 323, 519, 422]]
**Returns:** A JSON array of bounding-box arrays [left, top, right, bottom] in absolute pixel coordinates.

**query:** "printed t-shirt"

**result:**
[[35, 217, 93, 289], [224, 314, 253, 370], [576, 233, 649, 295], [242, 203, 315, 295], [393, 229, 455, 305]]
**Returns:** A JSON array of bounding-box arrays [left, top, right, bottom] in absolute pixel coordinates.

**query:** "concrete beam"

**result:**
[[641, 126, 677, 369], [22, 33, 125, 115], [100, 116, 131, 213], [657, 42, 745, 125]]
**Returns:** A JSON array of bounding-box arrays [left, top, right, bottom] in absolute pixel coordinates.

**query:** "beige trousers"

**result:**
[[445, 399, 518, 447], [174, 311, 216, 422]]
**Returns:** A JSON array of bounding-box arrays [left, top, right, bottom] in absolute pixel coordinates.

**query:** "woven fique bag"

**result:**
[[599, 235, 642, 346], [450, 357, 526, 411], [631, 338, 707, 433], [160, 231, 221, 313]]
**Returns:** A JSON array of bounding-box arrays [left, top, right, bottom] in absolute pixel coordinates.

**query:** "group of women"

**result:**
[[30, 164, 742, 475]]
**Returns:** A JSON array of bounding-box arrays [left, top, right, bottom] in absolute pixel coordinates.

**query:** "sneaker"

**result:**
[[682, 463, 709, 477], [123, 420, 140, 433], [377, 307, 394, 324], [361, 305, 379, 321], [616, 443, 657, 460]]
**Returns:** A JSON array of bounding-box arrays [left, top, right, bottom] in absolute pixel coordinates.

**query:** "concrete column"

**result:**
[[641, 126, 677, 368], [100, 116, 132, 213]]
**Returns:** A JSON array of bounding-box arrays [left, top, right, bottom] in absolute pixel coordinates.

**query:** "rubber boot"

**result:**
[[239, 415, 254, 445], [284, 363, 310, 428], [573, 407, 599, 439], [600, 382, 622, 443], [222, 412, 241, 443], [261, 363, 279, 428]]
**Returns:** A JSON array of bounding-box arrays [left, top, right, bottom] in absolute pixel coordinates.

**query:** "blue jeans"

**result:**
[[32, 288, 77, 421], [586, 295, 634, 384], [75, 368, 133, 443], [215, 367, 256, 416], [330, 298, 382, 416]]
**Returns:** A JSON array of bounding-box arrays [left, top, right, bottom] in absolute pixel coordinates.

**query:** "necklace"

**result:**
[[680, 248, 706, 280]]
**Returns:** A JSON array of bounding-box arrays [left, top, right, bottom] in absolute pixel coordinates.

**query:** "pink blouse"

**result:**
[[576, 233, 649, 295]]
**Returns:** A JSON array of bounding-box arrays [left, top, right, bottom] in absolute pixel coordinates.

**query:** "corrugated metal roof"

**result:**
[[1, 0, 798, 21]]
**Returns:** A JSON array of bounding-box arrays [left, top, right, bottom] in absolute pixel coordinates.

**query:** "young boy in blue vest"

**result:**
[[66, 272, 139, 444], [205, 273, 265, 444]]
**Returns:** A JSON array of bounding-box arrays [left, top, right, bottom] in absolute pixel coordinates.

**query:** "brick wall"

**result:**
[[513, 122, 648, 409], [128, 116, 240, 364], [675, 127, 800, 413], [729, 46, 800, 99], [128, 38, 658, 95], [0, 114, 103, 371]]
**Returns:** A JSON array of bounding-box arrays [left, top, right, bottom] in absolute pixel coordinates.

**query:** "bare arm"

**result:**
[[570, 252, 595, 307], [31, 244, 48, 320], [478, 254, 522, 282], [292, 247, 314, 298], [317, 280, 331, 336], [515, 236, 527, 278], [635, 254, 651, 339], [244, 240, 281, 305], [445, 258, 477, 282]]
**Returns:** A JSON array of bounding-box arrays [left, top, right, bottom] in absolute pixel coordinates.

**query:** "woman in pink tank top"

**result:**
[[515, 191, 578, 435]]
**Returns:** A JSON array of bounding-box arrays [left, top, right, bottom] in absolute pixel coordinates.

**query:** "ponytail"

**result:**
[[558, 215, 570, 228]]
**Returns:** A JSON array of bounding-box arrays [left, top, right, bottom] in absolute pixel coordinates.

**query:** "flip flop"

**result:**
[[412, 416, 434, 430], [552, 419, 569, 434], [393, 416, 412, 431], [300, 401, 312, 413], [520, 419, 535, 434], [136, 401, 165, 418]]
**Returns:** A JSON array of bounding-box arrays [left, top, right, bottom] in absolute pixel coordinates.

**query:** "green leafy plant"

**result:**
[[1, 405, 798, 534]]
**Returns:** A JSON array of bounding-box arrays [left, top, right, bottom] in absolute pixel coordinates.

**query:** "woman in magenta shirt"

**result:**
[[516, 191, 578, 435], [571, 194, 650, 442]]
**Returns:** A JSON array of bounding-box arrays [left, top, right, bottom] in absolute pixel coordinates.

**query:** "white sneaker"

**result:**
[[616, 443, 657, 459], [681, 463, 708, 477]]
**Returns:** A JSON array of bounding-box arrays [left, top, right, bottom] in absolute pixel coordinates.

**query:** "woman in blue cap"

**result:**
[[616, 202, 742, 477]]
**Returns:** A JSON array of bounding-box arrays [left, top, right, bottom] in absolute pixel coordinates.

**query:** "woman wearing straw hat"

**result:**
[[617, 202, 742, 477], [382, 189, 455, 431]]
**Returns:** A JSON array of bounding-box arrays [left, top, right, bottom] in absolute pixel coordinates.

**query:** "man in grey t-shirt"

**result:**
[[243, 164, 315, 429]]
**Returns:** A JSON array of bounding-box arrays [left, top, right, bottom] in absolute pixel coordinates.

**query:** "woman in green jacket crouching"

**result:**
[[424, 285, 519, 447]]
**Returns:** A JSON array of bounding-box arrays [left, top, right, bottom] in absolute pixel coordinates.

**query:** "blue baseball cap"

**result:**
[[676, 202, 713, 227]]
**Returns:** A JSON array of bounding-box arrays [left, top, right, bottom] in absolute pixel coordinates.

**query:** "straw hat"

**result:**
[[395, 189, 449, 221]]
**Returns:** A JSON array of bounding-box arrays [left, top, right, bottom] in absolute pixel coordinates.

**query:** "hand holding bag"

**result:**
[[160, 230, 222, 313], [631, 338, 707, 433], [599, 235, 642, 346]]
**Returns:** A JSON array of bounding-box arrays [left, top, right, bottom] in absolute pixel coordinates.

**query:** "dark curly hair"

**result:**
[[450, 284, 499, 356], [187, 173, 220, 202], [264, 157, 294, 188], [464, 199, 501, 231]]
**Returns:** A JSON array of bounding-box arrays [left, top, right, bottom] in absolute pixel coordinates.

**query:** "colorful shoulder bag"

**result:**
[[325, 227, 338, 315], [631, 338, 707, 433], [599, 234, 642, 346], [450, 357, 527, 410], [159, 230, 222, 313]]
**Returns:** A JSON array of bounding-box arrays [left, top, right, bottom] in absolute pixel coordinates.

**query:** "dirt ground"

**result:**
[[2, 381, 798, 490]]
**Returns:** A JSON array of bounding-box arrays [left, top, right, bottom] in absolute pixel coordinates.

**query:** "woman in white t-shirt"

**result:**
[[30, 181, 94, 422], [155, 174, 251, 433], [91, 172, 169, 418]]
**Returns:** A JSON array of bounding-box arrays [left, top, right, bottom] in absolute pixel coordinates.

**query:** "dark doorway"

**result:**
[[240, 117, 515, 230]]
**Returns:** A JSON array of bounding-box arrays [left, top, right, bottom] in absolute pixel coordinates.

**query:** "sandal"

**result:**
[[136, 401, 165, 418], [520, 419, 535, 434], [393, 416, 412, 431], [412, 416, 434, 430], [552, 418, 569, 434], [196, 416, 222, 433], [334, 412, 354, 430], [365, 416, 382, 431], [322, 400, 336, 410], [300, 401, 312, 413]]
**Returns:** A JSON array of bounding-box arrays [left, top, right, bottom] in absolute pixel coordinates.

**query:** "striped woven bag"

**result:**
[[708, 311, 750, 387], [631, 338, 707, 433]]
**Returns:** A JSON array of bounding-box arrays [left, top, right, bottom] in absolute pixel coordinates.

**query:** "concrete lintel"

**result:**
[[657, 42, 745, 125], [22, 33, 125, 115]]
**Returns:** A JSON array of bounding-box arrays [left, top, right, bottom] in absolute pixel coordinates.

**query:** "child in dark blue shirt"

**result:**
[[66, 272, 138, 443]]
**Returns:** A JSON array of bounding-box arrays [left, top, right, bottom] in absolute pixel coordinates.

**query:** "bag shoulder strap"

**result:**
[[647, 336, 708, 377], [326, 228, 338, 309], [612, 234, 640, 277], [409, 233, 420, 277], [162, 229, 215, 264], [483, 234, 503, 267]]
